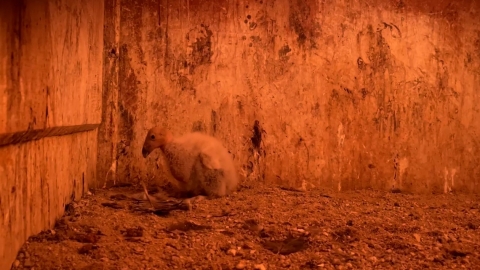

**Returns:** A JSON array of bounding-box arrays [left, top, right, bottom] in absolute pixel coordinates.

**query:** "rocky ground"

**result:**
[[10, 185, 480, 270]]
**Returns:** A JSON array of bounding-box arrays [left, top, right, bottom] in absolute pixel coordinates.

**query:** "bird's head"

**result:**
[[141, 126, 173, 158]]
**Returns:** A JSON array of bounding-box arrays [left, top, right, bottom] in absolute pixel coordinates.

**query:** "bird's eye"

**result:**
[[150, 134, 155, 140]]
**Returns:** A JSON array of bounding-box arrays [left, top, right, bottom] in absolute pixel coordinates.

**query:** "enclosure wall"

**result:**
[[98, 0, 480, 193], [0, 0, 104, 268]]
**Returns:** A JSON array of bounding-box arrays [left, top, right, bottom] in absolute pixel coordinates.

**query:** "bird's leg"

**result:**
[[102, 170, 110, 189], [141, 176, 156, 210], [103, 160, 117, 189], [183, 195, 207, 210], [191, 195, 206, 202]]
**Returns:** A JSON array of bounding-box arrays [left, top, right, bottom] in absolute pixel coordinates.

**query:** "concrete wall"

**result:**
[[0, 0, 104, 268], [98, 0, 480, 194]]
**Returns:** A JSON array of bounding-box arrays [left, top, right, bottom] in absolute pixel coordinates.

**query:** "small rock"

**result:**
[[50, 229, 56, 235], [413, 233, 421, 242], [254, 264, 266, 270], [133, 247, 145, 254], [78, 244, 96, 254], [17, 252, 25, 259], [467, 222, 477, 230], [369, 256, 378, 263], [236, 261, 247, 269], [227, 249, 237, 256], [394, 202, 400, 207], [243, 242, 255, 249], [24, 259, 33, 268], [346, 220, 353, 226], [124, 226, 144, 237], [13, 260, 20, 268]]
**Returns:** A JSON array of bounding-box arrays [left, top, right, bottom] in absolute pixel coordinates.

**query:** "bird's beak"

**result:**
[[142, 147, 150, 158]]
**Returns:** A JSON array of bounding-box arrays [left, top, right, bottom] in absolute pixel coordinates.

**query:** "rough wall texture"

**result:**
[[0, 0, 104, 268], [99, 0, 480, 194]]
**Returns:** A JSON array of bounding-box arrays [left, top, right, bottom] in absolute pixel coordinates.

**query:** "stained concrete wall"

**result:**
[[0, 0, 104, 268], [99, 0, 480, 194]]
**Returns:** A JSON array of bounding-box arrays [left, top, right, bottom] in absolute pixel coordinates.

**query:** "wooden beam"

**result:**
[[0, 124, 100, 147]]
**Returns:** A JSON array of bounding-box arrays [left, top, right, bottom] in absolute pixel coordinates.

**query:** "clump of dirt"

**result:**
[[10, 186, 480, 270]]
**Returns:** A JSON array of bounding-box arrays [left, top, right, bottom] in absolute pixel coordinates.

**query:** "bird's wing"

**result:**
[[198, 151, 222, 170]]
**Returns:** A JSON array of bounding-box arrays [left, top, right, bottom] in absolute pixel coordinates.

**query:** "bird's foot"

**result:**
[[183, 195, 206, 210]]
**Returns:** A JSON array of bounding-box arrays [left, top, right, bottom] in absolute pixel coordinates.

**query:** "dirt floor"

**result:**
[[9, 185, 480, 270]]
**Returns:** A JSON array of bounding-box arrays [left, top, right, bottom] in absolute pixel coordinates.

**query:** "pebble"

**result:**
[[243, 242, 255, 249], [133, 247, 144, 254], [13, 260, 20, 268], [78, 244, 95, 254], [369, 256, 378, 263], [24, 259, 33, 268], [227, 249, 237, 256], [413, 233, 421, 242], [254, 264, 266, 270], [236, 261, 247, 269]]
